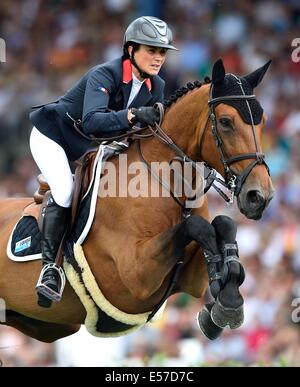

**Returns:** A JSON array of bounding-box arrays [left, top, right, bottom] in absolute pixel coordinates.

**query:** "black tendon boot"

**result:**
[[184, 216, 225, 339], [36, 195, 69, 308], [195, 223, 224, 340], [210, 215, 245, 329]]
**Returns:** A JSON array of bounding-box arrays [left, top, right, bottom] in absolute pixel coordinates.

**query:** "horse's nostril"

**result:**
[[247, 190, 265, 205]]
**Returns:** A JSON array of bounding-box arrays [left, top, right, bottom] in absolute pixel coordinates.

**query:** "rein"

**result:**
[[71, 103, 216, 216], [135, 103, 215, 218], [68, 113, 153, 143]]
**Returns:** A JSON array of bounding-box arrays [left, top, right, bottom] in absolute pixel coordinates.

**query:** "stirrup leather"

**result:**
[[36, 263, 66, 302]]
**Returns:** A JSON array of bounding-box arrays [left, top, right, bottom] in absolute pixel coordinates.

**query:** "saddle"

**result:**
[[11, 140, 129, 267], [24, 149, 98, 230], [21, 141, 129, 263]]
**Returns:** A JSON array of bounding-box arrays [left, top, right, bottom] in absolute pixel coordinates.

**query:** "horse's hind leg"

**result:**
[[2, 310, 80, 343]]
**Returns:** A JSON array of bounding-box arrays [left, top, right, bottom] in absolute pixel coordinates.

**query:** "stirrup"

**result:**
[[36, 263, 66, 302]]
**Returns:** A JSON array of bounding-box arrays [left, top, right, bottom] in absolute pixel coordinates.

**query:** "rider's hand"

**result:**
[[130, 106, 160, 127]]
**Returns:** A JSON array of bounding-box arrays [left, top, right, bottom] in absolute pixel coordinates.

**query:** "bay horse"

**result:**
[[0, 59, 274, 342]]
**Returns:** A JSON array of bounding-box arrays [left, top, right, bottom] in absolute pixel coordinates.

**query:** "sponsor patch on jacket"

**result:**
[[15, 237, 31, 253]]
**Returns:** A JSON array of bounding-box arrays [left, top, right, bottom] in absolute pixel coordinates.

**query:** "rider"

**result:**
[[29, 16, 178, 308]]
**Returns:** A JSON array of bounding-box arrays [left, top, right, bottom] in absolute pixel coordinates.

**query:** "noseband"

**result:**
[[208, 75, 270, 201]]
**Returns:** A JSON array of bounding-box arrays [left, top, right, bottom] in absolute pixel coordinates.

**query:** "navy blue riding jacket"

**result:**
[[30, 57, 165, 161]]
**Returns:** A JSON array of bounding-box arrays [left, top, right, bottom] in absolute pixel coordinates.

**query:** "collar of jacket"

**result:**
[[123, 59, 152, 91]]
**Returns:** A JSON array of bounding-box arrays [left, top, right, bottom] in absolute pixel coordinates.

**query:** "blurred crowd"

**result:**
[[0, 0, 300, 367]]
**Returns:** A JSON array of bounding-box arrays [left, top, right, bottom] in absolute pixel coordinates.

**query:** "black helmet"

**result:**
[[124, 16, 178, 51]]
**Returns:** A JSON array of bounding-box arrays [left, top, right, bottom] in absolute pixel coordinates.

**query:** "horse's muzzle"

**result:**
[[237, 188, 274, 220]]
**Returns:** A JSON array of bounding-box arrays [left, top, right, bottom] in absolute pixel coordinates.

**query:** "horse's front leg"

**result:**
[[125, 221, 194, 301], [210, 216, 245, 330], [118, 214, 244, 335], [126, 214, 220, 301], [181, 215, 246, 338]]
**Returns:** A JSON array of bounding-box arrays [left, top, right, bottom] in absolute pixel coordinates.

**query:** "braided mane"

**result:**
[[163, 77, 211, 109]]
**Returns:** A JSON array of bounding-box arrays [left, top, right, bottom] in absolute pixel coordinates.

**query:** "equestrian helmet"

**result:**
[[124, 16, 178, 51]]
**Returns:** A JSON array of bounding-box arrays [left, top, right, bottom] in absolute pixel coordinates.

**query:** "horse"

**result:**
[[0, 59, 274, 343]]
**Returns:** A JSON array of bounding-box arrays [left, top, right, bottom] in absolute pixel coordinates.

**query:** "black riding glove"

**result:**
[[131, 106, 160, 127]]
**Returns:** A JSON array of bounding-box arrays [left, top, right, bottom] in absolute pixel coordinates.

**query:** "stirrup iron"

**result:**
[[36, 263, 66, 302]]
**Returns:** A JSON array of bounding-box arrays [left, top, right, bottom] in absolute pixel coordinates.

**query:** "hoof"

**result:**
[[197, 303, 223, 340], [211, 298, 244, 329]]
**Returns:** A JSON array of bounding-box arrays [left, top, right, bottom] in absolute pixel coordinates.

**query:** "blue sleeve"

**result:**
[[82, 68, 130, 135]]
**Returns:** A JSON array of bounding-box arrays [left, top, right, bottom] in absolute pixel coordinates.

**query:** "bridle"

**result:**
[[207, 75, 270, 201], [135, 76, 270, 209]]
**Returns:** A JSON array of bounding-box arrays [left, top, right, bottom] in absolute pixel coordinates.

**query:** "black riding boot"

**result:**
[[36, 195, 69, 308]]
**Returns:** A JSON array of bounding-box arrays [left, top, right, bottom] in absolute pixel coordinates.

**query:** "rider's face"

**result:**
[[129, 45, 167, 80]]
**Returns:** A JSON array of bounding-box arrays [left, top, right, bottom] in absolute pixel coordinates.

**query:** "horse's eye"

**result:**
[[219, 117, 233, 130]]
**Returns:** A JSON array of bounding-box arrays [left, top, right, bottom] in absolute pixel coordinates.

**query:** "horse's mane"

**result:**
[[163, 77, 212, 109]]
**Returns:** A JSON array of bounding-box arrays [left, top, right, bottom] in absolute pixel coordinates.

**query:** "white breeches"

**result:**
[[30, 127, 74, 208]]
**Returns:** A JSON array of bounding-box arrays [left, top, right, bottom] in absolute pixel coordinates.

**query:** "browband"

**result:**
[[208, 95, 256, 106]]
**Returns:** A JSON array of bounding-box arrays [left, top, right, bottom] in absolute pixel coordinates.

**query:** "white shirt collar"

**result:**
[[132, 71, 144, 85]]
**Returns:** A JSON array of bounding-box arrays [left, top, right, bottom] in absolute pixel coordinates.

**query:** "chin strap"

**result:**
[[130, 54, 152, 79]]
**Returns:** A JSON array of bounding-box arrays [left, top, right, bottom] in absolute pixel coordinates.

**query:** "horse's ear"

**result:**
[[244, 60, 272, 89], [212, 59, 226, 86]]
